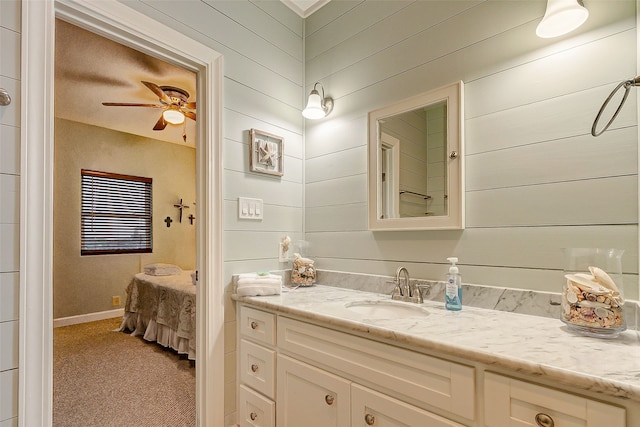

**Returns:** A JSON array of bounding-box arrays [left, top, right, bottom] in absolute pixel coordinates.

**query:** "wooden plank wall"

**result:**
[[304, 0, 639, 299]]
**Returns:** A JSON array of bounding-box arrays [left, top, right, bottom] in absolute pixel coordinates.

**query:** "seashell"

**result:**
[[567, 280, 582, 296], [566, 291, 578, 304], [589, 266, 620, 293], [578, 300, 610, 308], [594, 307, 612, 318], [564, 274, 610, 295], [612, 295, 625, 306]]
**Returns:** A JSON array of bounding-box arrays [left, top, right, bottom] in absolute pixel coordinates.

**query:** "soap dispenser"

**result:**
[[445, 257, 462, 311]]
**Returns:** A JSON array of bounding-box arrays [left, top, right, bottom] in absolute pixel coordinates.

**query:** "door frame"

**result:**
[[19, 1, 224, 425]]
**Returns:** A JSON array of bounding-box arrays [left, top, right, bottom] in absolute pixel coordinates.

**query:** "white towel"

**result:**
[[237, 278, 282, 286], [235, 284, 281, 297], [236, 272, 282, 296], [238, 273, 281, 280], [143, 263, 182, 276]]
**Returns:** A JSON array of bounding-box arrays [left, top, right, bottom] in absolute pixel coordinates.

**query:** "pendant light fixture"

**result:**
[[536, 0, 589, 38], [302, 82, 334, 119]]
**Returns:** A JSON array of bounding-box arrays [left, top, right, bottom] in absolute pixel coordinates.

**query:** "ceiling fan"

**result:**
[[102, 80, 196, 142]]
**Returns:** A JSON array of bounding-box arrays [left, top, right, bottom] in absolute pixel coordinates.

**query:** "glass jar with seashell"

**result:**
[[561, 248, 626, 338], [291, 253, 316, 286]]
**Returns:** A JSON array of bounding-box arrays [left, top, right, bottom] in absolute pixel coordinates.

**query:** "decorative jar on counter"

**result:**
[[291, 253, 316, 286], [561, 248, 626, 338]]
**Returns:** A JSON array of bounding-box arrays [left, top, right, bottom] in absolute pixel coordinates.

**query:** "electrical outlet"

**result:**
[[112, 295, 121, 307], [279, 242, 290, 262]]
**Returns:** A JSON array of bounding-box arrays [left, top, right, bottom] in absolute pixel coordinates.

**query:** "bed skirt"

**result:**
[[119, 312, 195, 360], [119, 271, 196, 360]]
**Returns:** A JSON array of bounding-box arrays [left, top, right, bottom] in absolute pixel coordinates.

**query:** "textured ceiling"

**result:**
[[54, 19, 197, 146]]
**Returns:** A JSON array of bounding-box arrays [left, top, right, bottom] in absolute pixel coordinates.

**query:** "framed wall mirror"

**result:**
[[368, 81, 464, 230]]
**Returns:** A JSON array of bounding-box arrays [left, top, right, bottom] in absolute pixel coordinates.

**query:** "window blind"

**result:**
[[81, 169, 152, 255]]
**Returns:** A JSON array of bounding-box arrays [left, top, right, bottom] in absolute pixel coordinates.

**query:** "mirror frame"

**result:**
[[368, 81, 464, 231]]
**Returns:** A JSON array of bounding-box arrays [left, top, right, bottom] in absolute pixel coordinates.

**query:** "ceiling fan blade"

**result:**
[[153, 114, 167, 131], [186, 101, 196, 109], [102, 102, 164, 107], [142, 81, 173, 104], [184, 111, 196, 121]]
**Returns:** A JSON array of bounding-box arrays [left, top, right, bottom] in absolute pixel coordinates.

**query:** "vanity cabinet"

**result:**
[[237, 303, 629, 427]]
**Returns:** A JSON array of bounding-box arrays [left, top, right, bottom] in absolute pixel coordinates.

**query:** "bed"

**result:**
[[119, 269, 196, 360]]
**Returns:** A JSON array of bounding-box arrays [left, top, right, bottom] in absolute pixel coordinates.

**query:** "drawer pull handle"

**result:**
[[250, 321, 258, 330], [250, 412, 257, 421], [251, 364, 259, 373], [325, 394, 335, 405], [365, 413, 376, 425], [535, 413, 554, 427]]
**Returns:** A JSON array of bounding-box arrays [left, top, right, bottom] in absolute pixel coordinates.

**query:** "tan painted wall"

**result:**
[[53, 118, 196, 319]]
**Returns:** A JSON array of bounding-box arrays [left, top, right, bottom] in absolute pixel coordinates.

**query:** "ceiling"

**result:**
[[55, 19, 197, 146]]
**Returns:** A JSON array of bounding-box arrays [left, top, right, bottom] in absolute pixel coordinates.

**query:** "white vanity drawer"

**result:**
[[277, 316, 475, 421], [240, 305, 276, 346], [484, 372, 625, 427], [240, 339, 276, 399], [239, 384, 275, 427], [351, 383, 466, 427]]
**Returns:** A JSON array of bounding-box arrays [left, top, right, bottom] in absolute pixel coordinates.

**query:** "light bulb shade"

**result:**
[[302, 90, 326, 119], [163, 109, 185, 124], [536, 0, 588, 38]]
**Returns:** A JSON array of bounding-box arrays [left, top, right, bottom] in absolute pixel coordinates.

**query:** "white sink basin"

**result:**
[[344, 301, 429, 317]]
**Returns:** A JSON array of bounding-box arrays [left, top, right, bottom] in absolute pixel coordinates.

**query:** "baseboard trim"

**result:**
[[54, 308, 124, 328]]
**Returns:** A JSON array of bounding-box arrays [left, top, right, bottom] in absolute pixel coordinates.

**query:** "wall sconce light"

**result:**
[[536, 0, 589, 38], [163, 108, 185, 125], [302, 82, 334, 119]]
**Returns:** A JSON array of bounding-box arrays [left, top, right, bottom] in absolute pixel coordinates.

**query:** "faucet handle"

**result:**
[[387, 280, 403, 299], [410, 281, 431, 302]]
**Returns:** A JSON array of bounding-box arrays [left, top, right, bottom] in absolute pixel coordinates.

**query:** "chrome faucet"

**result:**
[[396, 267, 410, 297], [390, 266, 428, 304]]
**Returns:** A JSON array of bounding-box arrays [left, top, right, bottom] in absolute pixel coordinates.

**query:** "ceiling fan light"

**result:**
[[163, 109, 185, 125], [536, 0, 589, 38]]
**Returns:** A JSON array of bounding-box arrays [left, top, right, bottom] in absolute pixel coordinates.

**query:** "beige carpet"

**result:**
[[53, 317, 195, 427]]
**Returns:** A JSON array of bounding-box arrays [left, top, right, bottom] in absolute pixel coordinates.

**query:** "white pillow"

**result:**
[[143, 263, 182, 276]]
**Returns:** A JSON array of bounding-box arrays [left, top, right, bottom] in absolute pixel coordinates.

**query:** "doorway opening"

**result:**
[[53, 18, 198, 425]]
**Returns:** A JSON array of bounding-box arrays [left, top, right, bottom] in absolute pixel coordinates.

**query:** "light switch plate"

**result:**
[[238, 197, 263, 220]]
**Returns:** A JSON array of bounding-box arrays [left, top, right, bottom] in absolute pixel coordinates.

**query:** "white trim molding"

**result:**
[[20, 1, 224, 426], [53, 309, 125, 328]]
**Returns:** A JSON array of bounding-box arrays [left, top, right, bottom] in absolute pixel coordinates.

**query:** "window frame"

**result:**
[[80, 169, 153, 256]]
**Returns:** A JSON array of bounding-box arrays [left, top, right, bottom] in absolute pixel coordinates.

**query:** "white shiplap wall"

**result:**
[[118, 1, 304, 423], [0, 0, 20, 425], [304, 1, 639, 299]]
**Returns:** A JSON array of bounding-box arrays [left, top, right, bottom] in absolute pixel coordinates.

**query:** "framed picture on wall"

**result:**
[[249, 128, 284, 176]]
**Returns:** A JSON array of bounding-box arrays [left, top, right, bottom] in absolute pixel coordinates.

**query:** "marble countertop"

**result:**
[[235, 285, 640, 402]]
